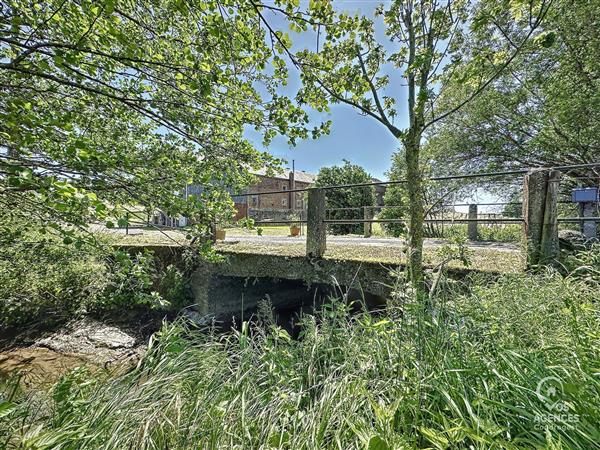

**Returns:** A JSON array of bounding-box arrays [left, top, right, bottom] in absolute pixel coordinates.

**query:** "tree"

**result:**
[[426, 0, 600, 186], [380, 148, 472, 237], [261, 0, 550, 289], [0, 0, 325, 245], [314, 161, 375, 235]]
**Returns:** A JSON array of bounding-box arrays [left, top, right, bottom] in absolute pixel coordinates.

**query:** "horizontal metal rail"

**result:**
[[552, 162, 600, 172], [234, 187, 310, 197], [326, 202, 523, 212], [232, 163, 600, 198], [557, 217, 600, 222], [324, 218, 525, 224], [427, 169, 527, 181], [253, 220, 308, 225], [243, 217, 597, 225]]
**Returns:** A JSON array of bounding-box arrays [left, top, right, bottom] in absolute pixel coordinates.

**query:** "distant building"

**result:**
[[233, 168, 316, 221], [371, 178, 387, 207]]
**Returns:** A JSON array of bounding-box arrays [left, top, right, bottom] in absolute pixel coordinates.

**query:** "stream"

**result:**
[[0, 318, 147, 388]]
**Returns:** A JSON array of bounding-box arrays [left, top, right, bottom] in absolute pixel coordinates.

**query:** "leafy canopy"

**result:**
[[258, 0, 550, 286], [314, 160, 375, 235], [426, 0, 600, 183], [0, 0, 325, 244]]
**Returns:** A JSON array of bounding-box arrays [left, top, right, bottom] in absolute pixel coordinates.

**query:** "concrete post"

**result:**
[[306, 188, 326, 259], [523, 169, 548, 266], [540, 170, 561, 263], [468, 204, 478, 241], [363, 206, 372, 238]]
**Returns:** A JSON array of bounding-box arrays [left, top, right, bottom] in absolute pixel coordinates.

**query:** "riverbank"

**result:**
[[0, 316, 155, 389]]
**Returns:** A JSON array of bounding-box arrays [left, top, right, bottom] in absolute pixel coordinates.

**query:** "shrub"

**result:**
[[562, 243, 600, 286], [85, 249, 171, 313], [315, 161, 375, 235], [378, 204, 407, 237], [441, 223, 522, 242], [0, 232, 107, 328], [0, 227, 191, 328]]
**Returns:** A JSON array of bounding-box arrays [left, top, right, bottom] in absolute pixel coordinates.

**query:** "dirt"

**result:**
[[0, 318, 148, 388]]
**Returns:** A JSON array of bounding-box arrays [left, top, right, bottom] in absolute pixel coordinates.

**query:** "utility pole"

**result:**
[[290, 159, 295, 211]]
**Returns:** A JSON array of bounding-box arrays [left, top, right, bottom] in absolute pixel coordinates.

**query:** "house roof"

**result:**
[[370, 177, 388, 190], [251, 168, 316, 184]]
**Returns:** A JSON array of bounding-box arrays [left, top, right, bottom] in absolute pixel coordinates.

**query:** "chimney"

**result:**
[[289, 170, 295, 210]]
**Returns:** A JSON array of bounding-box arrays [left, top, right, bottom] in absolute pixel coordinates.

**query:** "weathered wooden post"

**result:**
[[523, 168, 560, 267], [468, 204, 478, 241], [363, 206, 372, 238], [306, 188, 326, 258], [540, 170, 561, 263]]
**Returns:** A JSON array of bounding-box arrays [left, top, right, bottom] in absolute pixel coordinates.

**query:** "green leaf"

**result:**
[[367, 435, 390, 450], [0, 401, 16, 418]]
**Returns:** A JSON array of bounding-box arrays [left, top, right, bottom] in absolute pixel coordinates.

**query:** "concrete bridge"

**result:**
[[115, 166, 596, 322], [125, 240, 521, 321]]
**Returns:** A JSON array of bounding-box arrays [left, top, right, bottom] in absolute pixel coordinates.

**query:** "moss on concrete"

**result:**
[[215, 241, 524, 274]]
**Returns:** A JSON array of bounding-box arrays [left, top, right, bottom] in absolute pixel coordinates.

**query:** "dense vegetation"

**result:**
[[2, 255, 599, 448], [427, 0, 600, 185], [1, 1, 599, 448], [0, 0, 325, 244], [0, 218, 191, 329], [315, 161, 375, 235]]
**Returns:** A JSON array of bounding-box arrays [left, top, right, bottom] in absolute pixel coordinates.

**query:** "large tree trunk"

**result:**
[[403, 4, 426, 293], [404, 135, 425, 290]]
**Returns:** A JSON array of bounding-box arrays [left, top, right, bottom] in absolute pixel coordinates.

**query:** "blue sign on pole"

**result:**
[[571, 187, 598, 203]]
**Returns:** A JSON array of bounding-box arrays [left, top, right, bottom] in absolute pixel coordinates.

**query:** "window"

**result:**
[[296, 199, 303, 208], [251, 196, 259, 207], [281, 198, 287, 206], [282, 184, 288, 190]]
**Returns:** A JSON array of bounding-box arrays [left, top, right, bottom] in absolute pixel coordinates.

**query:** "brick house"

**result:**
[[233, 168, 316, 221]]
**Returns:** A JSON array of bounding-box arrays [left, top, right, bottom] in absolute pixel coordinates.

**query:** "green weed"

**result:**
[[2, 270, 598, 449]]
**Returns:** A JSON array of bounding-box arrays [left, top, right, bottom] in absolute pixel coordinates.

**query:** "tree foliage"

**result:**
[[427, 0, 600, 184], [263, 0, 550, 288], [0, 0, 325, 244], [381, 148, 473, 237], [314, 160, 374, 235]]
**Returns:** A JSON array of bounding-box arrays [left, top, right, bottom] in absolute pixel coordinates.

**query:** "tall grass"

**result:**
[[2, 271, 599, 449]]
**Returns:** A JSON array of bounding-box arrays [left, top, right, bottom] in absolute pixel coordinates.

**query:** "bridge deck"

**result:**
[[216, 235, 522, 274], [109, 227, 523, 275], [118, 233, 523, 318]]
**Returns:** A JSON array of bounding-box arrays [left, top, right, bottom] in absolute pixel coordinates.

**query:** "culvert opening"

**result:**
[[202, 275, 387, 335]]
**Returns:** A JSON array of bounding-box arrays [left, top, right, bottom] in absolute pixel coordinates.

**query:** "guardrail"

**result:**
[[225, 163, 600, 267]]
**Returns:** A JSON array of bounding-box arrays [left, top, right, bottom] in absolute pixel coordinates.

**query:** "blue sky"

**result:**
[[248, 105, 401, 181], [242, 1, 504, 211], [246, 0, 406, 181]]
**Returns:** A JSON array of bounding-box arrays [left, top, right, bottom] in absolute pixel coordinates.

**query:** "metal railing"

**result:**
[[119, 162, 600, 257], [225, 163, 600, 264]]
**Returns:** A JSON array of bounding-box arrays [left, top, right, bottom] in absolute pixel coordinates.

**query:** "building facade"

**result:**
[[233, 169, 316, 221]]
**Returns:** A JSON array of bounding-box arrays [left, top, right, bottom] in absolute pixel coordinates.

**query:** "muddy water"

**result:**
[[0, 347, 93, 388], [0, 318, 147, 388]]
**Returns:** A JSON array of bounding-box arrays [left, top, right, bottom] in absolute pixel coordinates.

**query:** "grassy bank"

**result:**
[[2, 269, 599, 449], [0, 228, 190, 330]]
